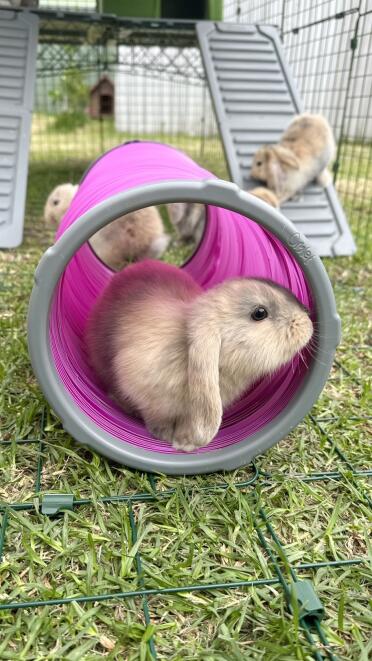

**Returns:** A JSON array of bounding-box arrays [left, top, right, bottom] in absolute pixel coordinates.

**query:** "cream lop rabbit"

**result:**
[[43, 183, 169, 269], [251, 113, 336, 203], [85, 260, 313, 451]]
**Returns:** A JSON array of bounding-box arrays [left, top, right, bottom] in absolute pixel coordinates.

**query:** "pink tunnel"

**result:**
[[52, 141, 312, 455]]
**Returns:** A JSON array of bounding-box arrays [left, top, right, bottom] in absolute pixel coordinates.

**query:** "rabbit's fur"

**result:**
[[44, 183, 169, 270], [89, 209, 170, 270], [251, 113, 336, 203], [249, 187, 280, 208], [85, 260, 313, 451], [167, 203, 205, 244]]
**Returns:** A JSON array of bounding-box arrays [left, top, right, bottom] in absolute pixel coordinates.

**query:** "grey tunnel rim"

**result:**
[[27, 178, 341, 475]]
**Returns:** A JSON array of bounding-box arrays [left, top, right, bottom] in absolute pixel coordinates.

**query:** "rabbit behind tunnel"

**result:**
[[43, 184, 78, 227], [43, 183, 169, 270], [85, 260, 313, 452], [250, 113, 336, 203], [167, 202, 206, 244], [89, 208, 170, 270]]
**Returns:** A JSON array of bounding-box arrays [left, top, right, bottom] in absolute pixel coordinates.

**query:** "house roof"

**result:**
[[89, 75, 114, 96]]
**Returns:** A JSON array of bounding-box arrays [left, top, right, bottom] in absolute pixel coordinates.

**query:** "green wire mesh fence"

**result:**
[[224, 0, 372, 253], [0, 347, 370, 659]]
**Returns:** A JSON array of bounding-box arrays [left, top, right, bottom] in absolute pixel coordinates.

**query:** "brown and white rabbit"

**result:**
[[250, 113, 336, 203], [85, 260, 313, 452], [167, 202, 206, 244], [44, 183, 169, 270], [249, 187, 280, 208]]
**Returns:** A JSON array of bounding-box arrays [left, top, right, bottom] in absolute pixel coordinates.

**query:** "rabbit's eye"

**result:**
[[256, 160, 262, 166], [52, 199, 59, 206], [251, 306, 268, 321]]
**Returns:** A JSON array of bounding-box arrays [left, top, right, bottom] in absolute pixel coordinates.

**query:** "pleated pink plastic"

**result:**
[[51, 141, 312, 453]]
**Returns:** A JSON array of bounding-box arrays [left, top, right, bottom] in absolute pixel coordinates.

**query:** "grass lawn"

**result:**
[[30, 115, 225, 172], [0, 131, 371, 660]]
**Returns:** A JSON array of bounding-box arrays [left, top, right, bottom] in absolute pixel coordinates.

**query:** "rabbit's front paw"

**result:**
[[171, 419, 216, 452], [147, 417, 219, 452], [171, 435, 206, 452]]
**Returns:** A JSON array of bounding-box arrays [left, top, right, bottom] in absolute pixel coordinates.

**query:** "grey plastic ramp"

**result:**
[[0, 9, 39, 248], [197, 22, 356, 257]]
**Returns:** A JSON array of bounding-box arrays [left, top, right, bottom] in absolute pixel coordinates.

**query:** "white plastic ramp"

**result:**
[[197, 21, 356, 257], [0, 10, 39, 248]]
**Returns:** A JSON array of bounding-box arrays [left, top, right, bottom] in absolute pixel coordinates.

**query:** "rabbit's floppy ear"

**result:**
[[272, 145, 299, 169], [266, 150, 285, 196], [187, 321, 223, 443]]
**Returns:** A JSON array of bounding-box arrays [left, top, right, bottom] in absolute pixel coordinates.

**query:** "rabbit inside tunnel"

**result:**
[[85, 260, 313, 452], [250, 113, 336, 204]]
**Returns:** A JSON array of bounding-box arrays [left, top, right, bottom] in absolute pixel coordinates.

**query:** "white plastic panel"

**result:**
[[0, 10, 39, 248]]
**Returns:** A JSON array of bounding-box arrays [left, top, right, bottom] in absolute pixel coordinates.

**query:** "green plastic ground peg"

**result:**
[[41, 494, 74, 516], [290, 580, 325, 624]]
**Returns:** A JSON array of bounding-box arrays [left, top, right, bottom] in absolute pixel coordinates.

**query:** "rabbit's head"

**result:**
[[44, 183, 78, 226], [190, 278, 313, 389], [185, 277, 313, 437], [251, 145, 299, 197]]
